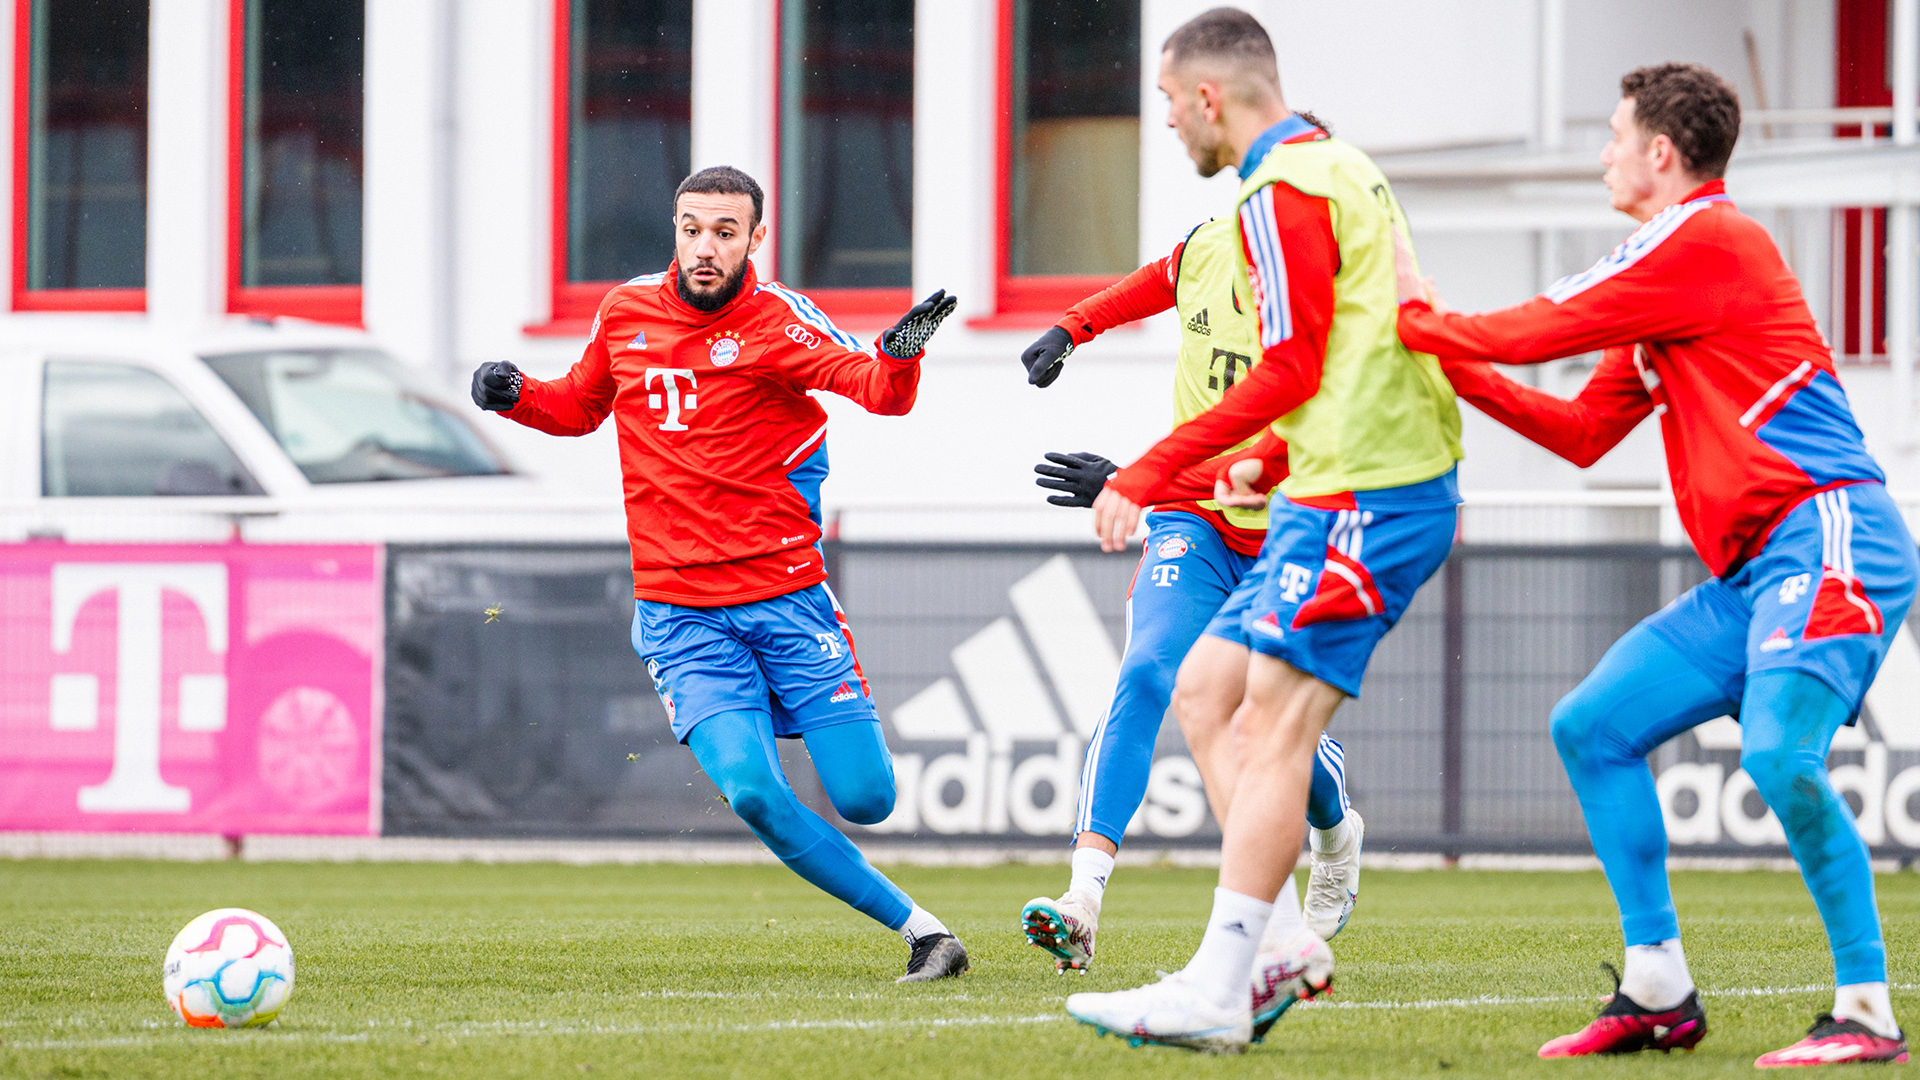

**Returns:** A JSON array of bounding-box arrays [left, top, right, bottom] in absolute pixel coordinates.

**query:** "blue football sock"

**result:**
[[1550, 625, 1733, 946], [1307, 733, 1349, 831], [1741, 671, 1886, 986], [687, 711, 912, 930]]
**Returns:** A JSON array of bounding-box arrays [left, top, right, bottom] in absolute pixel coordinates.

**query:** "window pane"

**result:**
[[25, 0, 148, 291], [42, 362, 263, 497], [203, 349, 508, 484], [778, 0, 913, 288], [569, 0, 692, 282], [1010, 0, 1139, 277], [242, 0, 364, 287]]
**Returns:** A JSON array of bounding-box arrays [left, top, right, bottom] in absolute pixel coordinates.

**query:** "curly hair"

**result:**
[[1619, 63, 1742, 179]]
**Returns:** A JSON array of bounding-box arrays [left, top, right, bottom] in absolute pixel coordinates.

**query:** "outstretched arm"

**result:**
[[1105, 183, 1335, 504], [500, 311, 618, 436], [1396, 215, 1737, 365], [781, 290, 957, 415], [1443, 347, 1654, 467], [1023, 241, 1183, 386]]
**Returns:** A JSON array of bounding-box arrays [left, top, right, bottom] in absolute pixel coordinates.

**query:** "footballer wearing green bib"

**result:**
[[1067, 8, 1462, 1054]]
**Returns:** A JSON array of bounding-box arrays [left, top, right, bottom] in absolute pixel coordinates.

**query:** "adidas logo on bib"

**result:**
[[1185, 308, 1211, 335]]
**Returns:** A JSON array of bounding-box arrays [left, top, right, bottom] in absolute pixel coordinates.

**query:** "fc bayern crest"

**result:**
[[1157, 536, 1190, 559], [710, 337, 742, 367]]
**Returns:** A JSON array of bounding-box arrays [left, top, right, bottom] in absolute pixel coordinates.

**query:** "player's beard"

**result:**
[[676, 257, 751, 312]]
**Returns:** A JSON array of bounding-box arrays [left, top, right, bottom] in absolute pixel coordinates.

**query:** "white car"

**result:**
[[0, 320, 623, 544]]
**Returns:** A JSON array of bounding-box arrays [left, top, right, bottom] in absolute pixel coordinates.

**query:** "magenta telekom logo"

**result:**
[[0, 545, 383, 835]]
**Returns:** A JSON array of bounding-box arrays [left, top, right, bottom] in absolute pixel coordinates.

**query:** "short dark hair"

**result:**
[[1619, 63, 1741, 179], [674, 166, 764, 226], [1162, 7, 1278, 88]]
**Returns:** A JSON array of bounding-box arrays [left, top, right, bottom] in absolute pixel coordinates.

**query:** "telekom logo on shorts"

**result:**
[[50, 563, 228, 812]]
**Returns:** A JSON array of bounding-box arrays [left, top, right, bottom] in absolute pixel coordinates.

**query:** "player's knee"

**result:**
[[829, 777, 895, 826], [1740, 742, 1828, 826], [725, 780, 802, 838], [1548, 688, 1606, 766]]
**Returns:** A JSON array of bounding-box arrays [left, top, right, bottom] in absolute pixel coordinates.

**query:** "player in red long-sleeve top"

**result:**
[[469, 167, 969, 983], [1014, 222, 1357, 982], [1396, 65, 1917, 1064]]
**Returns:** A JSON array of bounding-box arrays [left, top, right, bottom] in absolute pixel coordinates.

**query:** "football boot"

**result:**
[[1022, 892, 1097, 973], [1538, 966, 1706, 1058], [898, 933, 969, 983], [1755, 1014, 1909, 1067], [1067, 971, 1251, 1054], [1250, 931, 1334, 1042], [1305, 810, 1364, 940]]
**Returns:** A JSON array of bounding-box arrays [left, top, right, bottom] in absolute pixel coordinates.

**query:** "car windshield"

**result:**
[[201, 348, 508, 483]]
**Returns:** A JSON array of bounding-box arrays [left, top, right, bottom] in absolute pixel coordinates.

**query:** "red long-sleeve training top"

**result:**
[[1052, 237, 1290, 555], [1398, 180, 1883, 576], [1102, 123, 1342, 510], [500, 262, 921, 605]]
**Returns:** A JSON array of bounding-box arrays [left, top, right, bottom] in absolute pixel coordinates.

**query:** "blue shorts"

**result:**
[[1237, 472, 1460, 698], [632, 582, 876, 743], [1646, 482, 1918, 713]]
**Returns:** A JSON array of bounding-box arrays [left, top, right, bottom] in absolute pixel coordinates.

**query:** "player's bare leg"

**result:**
[[1172, 635, 1248, 821]]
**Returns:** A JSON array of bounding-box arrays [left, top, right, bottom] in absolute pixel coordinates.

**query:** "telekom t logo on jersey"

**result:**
[[645, 368, 698, 431], [49, 563, 228, 813]]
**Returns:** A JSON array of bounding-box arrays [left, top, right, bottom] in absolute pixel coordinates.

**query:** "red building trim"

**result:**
[[981, 0, 1120, 322], [225, 0, 361, 326], [10, 0, 145, 313], [770, 0, 908, 326], [1835, 0, 1889, 357]]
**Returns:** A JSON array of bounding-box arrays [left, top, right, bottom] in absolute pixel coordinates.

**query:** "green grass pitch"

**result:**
[[3, 859, 1918, 1078]]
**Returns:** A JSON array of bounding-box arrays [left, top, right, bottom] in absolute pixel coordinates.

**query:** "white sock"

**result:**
[[1261, 872, 1307, 949], [1310, 817, 1350, 855], [1068, 847, 1116, 906], [898, 904, 948, 946], [1619, 938, 1694, 1011], [1180, 887, 1273, 1010], [1834, 982, 1900, 1039]]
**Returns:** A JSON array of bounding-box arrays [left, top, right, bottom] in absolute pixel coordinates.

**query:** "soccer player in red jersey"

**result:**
[[469, 166, 968, 983], [1397, 65, 1917, 1065]]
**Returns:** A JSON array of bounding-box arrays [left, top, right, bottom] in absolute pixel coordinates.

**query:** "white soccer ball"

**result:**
[[162, 908, 296, 1028]]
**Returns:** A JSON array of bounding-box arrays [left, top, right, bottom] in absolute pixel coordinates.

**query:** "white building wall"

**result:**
[[1, 0, 1909, 525]]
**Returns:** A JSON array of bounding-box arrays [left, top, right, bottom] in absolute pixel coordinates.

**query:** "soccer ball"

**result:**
[[162, 908, 296, 1028]]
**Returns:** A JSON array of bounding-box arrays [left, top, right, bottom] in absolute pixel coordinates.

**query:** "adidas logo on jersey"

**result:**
[[1185, 308, 1212, 335], [829, 681, 859, 704]]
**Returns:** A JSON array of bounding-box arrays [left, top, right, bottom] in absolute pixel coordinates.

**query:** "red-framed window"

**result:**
[[10, 0, 147, 312], [536, 0, 692, 335], [1836, 0, 1895, 358], [989, 0, 1140, 322], [773, 0, 914, 324], [226, 0, 364, 325]]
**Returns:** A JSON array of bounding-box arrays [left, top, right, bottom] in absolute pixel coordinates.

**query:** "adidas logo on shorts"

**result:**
[[829, 681, 859, 703]]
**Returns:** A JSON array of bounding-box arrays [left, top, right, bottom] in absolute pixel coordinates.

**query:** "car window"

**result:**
[[42, 360, 265, 497], [201, 348, 508, 483]]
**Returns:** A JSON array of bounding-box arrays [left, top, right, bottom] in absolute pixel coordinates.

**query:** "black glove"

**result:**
[[471, 361, 523, 412], [1021, 326, 1074, 388], [1034, 451, 1117, 508], [880, 289, 958, 359]]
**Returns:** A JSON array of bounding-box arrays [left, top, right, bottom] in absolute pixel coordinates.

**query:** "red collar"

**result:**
[[1682, 179, 1727, 201]]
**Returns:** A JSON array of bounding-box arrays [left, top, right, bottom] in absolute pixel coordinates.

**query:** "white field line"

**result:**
[[9, 1012, 1065, 1051], [17, 983, 1920, 1051]]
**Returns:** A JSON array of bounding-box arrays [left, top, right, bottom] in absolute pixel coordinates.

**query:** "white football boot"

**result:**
[[1067, 971, 1251, 1054], [1249, 930, 1334, 1042], [1021, 891, 1097, 973], [1304, 809, 1364, 940]]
